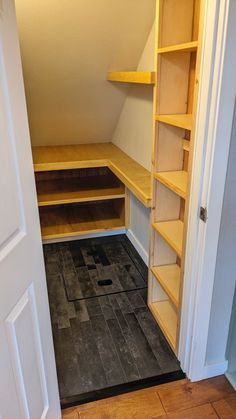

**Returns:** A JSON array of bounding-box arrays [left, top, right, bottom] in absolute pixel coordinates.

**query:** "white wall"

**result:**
[[112, 25, 155, 261], [206, 104, 236, 366], [112, 24, 155, 171], [15, 0, 155, 146]]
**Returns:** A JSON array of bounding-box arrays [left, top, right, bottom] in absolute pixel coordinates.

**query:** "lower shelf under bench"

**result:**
[[39, 199, 125, 240]]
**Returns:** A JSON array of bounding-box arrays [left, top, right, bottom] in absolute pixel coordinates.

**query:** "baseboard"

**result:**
[[43, 229, 126, 245], [225, 371, 236, 390], [191, 360, 228, 381], [126, 229, 148, 266]]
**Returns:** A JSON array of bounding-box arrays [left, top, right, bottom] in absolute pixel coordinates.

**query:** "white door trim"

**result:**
[[179, 0, 236, 381]]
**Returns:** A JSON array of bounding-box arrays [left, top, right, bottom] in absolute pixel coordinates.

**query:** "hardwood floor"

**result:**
[[62, 376, 236, 418]]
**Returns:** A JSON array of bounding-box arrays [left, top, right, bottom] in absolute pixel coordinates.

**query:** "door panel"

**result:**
[[6, 285, 48, 419], [0, 1, 60, 418]]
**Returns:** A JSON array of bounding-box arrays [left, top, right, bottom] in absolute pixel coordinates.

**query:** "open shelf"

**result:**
[[32, 143, 151, 208], [149, 300, 177, 351], [151, 265, 181, 308], [182, 139, 190, 152], [158, 41, 198, 54], [152, 220, 184, 257], [107, 71, 155, 85], [156, 114, 192, 130], [36, 169, 125, 206], [39, 199, 125, 240], [154, 171, 187, 199]]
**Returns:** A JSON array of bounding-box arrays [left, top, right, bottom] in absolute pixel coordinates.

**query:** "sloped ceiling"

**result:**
[[15, 0, 155, 146]]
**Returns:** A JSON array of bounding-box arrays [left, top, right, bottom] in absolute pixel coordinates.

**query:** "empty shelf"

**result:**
[[153, 220, 184, 257], [107, 71, 155, 84], [149, 300, 177, 351], [154, 170, 188, 199], [158, 41, 198, 54], [32, 143, 151, 208], [39, 201, 125, 240], [37, 178, 125, 206], [156, 114, 192, 130], [151, 264, 181, 308]]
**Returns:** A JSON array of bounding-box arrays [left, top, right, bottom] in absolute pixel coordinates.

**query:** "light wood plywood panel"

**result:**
[[37, 179, 125, 206], [158, 41, 198, 54], [156, 114, 192, 130], [149, 300, 177, 351], [151, 264, 181, 308], [154, 170, 187, 199], [32, 143, 151, 208], [183, 139, 190, 152], [39, 200, 125, 240], [107, 71, 155, 84], [152, 220, 184, 257]]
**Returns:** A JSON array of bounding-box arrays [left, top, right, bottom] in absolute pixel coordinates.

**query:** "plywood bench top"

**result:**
[[32, 143, 151, 208]]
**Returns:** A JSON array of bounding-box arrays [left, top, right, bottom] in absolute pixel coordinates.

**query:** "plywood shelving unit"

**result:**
[[149, 0, 205, 353], [107, 71, 155, 85], [33, 144, 151, 241]]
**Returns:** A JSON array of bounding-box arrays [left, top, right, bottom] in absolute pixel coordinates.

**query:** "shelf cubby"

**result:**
[[154, 171, 187, 199], [149, 300, 177, 351], [39, 199, 125, 241], [36, 167, 125, 207], [152, 220, 183, 258], [158, 41, 198, 54], [151, 264, 181, 308], [156, 114, 192, 131], [107, 71, 155, 85], [182, 139, 190, 152]]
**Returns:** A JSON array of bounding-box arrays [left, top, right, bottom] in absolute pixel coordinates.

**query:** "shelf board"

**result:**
[[158, 41, 198, 54], [32, 143, 151, 208], [37, 178, 125, 207], [152, 220, 184, 257], [154, 170, 187, 199], [149, 300, 177, 351], [107, 71, 155, 85], [151, 264, 181, 308], [39, 201, 125, 240], [182, 139, 190, 152], [156, 114, 192, 130]]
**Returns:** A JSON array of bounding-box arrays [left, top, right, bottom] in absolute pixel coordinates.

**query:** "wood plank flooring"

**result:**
[[44, 236, 182, 404], [62, 376, 236, 418]]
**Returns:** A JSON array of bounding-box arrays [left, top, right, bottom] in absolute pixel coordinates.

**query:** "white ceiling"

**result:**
[[16, 0, 155, 146]]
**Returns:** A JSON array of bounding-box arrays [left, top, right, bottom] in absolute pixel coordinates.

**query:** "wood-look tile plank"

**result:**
[[157, 376, 234, 413], [114, 308, 150, 378], [153, 403, 218, 418], [78, 390, 164, 418], [90, 314, 126, 386], [134, 306, 180, 373], [70, 318, 107, 392], [106, 317, 140, 381], [124, 312, 162, 376], [212, 394, 236, 418]]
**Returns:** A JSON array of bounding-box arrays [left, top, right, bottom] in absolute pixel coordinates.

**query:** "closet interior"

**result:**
[[16, 0, 204, 406]]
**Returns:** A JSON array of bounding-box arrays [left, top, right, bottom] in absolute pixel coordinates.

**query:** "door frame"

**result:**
[[179, 0, 236, 381]]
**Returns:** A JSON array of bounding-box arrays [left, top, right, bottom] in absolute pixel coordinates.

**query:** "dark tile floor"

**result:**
[[44, 235, 182, 404]]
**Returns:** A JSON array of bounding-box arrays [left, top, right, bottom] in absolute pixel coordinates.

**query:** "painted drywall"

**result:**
[[15, 0, 155, 145], [112, 24, 154, 259], [127, 195, 150, 265], [112, 24, 155, 171], [206, 105, 236, 366]]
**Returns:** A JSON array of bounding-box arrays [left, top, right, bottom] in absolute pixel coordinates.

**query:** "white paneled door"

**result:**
[[0, 1, 60, 418]]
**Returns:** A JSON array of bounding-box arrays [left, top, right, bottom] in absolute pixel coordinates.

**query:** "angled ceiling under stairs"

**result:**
[[16, 0, 155, 146]]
